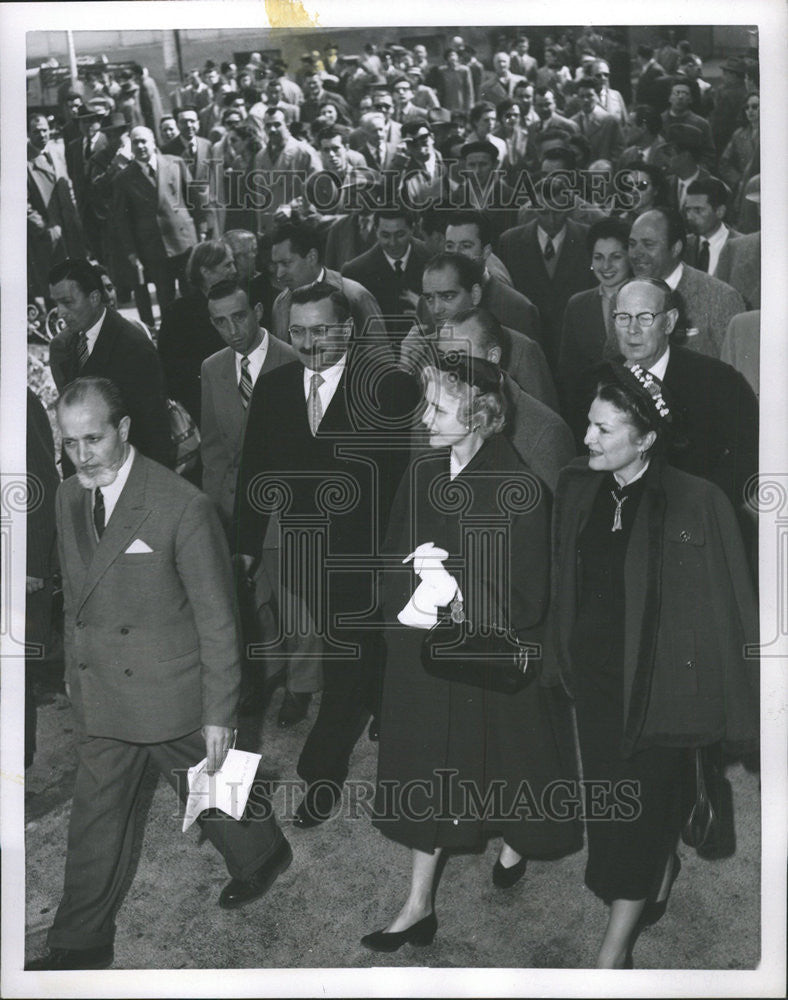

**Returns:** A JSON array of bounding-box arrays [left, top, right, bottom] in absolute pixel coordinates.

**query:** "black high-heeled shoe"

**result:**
[[492, 856, 527, 888], [639, 853, 681, 927], [360, 912, 437, 953]]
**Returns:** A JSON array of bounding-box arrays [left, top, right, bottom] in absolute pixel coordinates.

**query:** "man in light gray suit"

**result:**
[[628, 207, 745, 358], [27, 376, 291, 971], [202, 280, 320, 727]]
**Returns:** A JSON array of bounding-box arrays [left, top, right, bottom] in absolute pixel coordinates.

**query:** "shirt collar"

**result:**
[[83, 308, 107, 352], [383, 244, 411, 271], [93, 444, 135, 522], [303, 352, 347, 391], [705, 223, 728, 250], [235, 329, 269, 378], [536, 224, 566, 255], [663, 262, 684, 290], [649, 344, 671, 381]]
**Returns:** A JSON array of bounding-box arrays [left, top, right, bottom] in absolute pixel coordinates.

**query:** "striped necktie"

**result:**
[[239, 355, 253, 408], [307, 372, 324, 436], [77, 331, 90, 370]]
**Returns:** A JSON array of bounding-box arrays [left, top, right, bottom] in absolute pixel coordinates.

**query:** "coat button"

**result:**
[[452, 818, 459, 826], [120, 627, 130, 635], [680, 530, 691, 542], [124, 668, 133, 676], [685, 659, 696, 669], [76, 620, 85, 629], [78, 662, 87, 670]]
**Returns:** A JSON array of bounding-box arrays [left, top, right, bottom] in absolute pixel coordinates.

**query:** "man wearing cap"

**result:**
[[660, 79, 716, 170], [64, 105, 108, 257], [399, 120, 448, 206], [627, 206, 745, 359], [683, 176, 741, 277], [455, 139, 517, 241], [591, 59, 628, 127]]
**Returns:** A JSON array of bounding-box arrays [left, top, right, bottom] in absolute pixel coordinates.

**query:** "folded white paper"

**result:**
[[124, 538, 154, 553], [182, 749, 263, 832]]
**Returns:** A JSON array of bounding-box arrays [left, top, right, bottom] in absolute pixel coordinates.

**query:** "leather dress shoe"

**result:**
[[218, 837, 293, 909], [361, 912, 437, 952], [277, 690, 312, 727], [292, 782, 341, 829], [492, 855, 527, 888], [26, 944, 114, 970]]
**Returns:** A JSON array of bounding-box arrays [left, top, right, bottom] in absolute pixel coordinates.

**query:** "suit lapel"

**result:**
[[82, 311, 114, 375], [69, 483, 97, 570], [218, 348, 246, 437], [77, 453, 153, 612]]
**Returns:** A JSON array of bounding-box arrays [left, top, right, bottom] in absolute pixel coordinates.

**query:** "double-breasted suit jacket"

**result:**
[[56, 451, 241, 743], [161, 134, 217, 235], [200, 334, 298, 526]]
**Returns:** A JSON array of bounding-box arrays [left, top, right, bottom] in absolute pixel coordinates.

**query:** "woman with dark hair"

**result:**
[[615, 160, 669, 223], [494, 99, 529, 185], [557, 217, 632, 405], [547, 363, 759, 967], [362, 351, 580, 952]]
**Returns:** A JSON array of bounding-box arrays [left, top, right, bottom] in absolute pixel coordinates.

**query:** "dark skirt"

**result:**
[[372, 623, 582, 858]]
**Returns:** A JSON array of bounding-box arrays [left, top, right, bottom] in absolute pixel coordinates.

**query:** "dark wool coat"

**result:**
[[373, 436, 581, 855], [545, 457, 759, 757]]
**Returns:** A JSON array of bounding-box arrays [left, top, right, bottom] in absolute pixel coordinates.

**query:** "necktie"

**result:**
[[146, 163, 156, 184], [77, 331, 90, 370], [307, 372, 324, 436], [697, 239, 710, 272], [394, 259, 404, 277], [93, 488, 105, 539], [543, 237, 555, 261], [239, 355, 253, 408], [84, 138, 92, 161]]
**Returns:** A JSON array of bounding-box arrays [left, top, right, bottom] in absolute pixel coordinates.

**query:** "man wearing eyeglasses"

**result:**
[[234, 282, 419, 828], [349, 92, 402, 149], [607, 277, 757, 545]]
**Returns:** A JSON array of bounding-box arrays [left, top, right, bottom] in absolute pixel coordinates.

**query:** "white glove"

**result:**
[[397, 542, 463, 628]]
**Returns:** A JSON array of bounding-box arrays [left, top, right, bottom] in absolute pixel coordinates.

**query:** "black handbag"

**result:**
[[681, 744, 735, 857], [420, 596, 539, 694]]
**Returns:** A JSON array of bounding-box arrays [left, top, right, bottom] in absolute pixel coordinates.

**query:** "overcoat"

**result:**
[[545, 457, 759, 757]]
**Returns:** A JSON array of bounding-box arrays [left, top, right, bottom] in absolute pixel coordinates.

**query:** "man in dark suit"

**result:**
[[348, 112, 401, 174], [27, 114, 85, 301], [269, 221, 386, 346], [570, 277, 757, 537], [683, 176, 742, 277], [156, 240, 236, 428], [660, 79, 716, 170], [113, 125, 206, 315], [234, 283, 418, 826], [64, 106, 108, 257], [341, 207, 432, 345], [498, 167, 595, 369], [47, 259, 172, 472], [634, 46, 667, 108], [161, 105, 216, 238], [27, 376, 292, 970], [620, 104, 671, 169]]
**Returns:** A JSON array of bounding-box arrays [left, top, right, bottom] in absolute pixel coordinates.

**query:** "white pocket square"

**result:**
[[125, 539, 154, 554]]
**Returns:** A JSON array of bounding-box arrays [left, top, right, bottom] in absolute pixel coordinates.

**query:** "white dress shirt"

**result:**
[[648, 345, 670, 382], [383, 244, 412, 272], [234, 330, 270, 385], [95, 444, 135, 525], [537, 225, 566, 258], [664, 262, 684, 291], [303, 353, 347, 425], [83, 309, 107, 355], [703, 223, 729, 277]]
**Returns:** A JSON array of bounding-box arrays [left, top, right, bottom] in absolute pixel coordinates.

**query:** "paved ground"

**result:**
[[23, 675, 762, 974]]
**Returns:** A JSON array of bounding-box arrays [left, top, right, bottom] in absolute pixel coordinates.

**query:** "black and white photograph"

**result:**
[[1, 1, 785, 996]]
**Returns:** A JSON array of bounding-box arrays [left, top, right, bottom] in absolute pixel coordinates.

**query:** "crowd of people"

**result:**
[[25, 25, 760, 972]]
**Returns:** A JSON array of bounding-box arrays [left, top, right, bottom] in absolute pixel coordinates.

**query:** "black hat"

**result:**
[[102, 111, 129, 133], [460, 139, 499, 162]]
